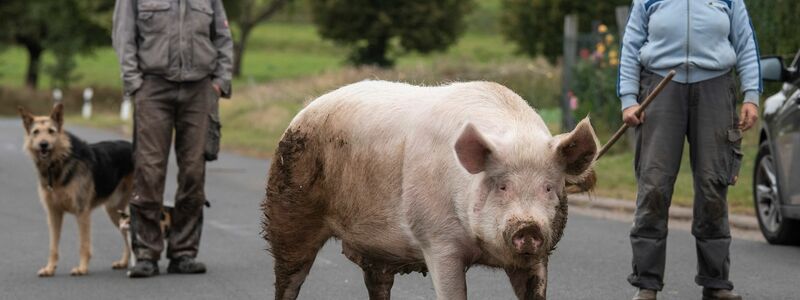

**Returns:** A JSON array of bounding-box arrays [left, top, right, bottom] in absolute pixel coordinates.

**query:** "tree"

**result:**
[[226, 0, 292, 77], [308, 0, 473, 67], [748, 0, 800, 58], [501, 0, 628, 63], [0, 0, 111, 89]]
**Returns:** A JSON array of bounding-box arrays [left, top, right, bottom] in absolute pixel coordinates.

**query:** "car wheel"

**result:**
[[753, 141, 800, 244]]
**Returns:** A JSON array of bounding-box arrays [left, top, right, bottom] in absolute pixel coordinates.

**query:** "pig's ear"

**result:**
[[455, 123, 495, 174], [554, 117, 598, 176]]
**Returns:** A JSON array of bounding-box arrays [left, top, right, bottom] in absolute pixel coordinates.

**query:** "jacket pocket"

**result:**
[[137, 1, 171, 33], [188, 0, 216, 72], [188, 0, 213, 35], [136, 1, 171, 72], [727, 128, 743, 185]]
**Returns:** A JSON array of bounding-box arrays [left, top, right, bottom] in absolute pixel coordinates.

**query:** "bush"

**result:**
[[570, 27, 623, 146], [308, 0, 473, 67]]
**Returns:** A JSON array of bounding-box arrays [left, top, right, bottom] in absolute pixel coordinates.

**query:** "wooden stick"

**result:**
[[596, 69, 676, 159]]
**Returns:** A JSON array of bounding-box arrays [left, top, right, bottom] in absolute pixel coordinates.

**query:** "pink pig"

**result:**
[[262, 81, 598, 300]]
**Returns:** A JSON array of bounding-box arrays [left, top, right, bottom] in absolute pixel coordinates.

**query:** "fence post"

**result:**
[[615, 5, 635, 152], [615, 6, 630, 38], [562, 14, 578, 131]]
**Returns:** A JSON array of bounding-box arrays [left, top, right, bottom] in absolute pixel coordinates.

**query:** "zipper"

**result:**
[[685, 0, 690, 81], [179, 0, 186, 81]]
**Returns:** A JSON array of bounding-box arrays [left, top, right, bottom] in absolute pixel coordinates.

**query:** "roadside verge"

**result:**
[[569, 194, 760, 232]]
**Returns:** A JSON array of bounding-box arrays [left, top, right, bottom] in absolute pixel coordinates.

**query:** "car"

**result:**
[[755, 52, 800, 244]]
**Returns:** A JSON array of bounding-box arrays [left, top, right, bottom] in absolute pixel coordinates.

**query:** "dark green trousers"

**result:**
[[628, 71, 743, 291]]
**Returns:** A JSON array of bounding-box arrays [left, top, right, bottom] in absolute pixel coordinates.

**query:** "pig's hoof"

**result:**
[[37, 266, 56, 277], [69, 266, 88, 276]]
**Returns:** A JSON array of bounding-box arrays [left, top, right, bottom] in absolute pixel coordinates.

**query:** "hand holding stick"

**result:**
[[595, 70, 676, 160]]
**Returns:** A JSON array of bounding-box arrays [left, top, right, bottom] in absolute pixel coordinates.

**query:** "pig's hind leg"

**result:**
[[263, 129, 333, 299], [265, 203, 330, 300]]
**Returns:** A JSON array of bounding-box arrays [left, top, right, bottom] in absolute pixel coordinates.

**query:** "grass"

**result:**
[[0, 22, 517, 90], [0, 47, 122, 89]]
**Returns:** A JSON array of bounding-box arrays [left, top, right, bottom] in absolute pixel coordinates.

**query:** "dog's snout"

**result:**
[[39, 141, 50, 149]]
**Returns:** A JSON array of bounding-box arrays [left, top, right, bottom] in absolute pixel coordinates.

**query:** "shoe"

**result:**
[[127, 260, 159, 278], [167, 256, 206, 274], [702, 288, 742, 300], [632, 289, 657, 300]]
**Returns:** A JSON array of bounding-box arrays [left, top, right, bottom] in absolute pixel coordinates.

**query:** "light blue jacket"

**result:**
[[617, 0, 762, 110]]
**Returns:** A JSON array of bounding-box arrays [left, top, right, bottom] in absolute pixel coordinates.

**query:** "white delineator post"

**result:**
[[52, 88, 63, 105], [82, 87, 93, 119], [120, 94, 132, 121]]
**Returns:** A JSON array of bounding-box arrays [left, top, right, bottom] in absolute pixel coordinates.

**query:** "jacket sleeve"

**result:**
[[617, 0, 649, 111], [210, 0, 234, 98], [730, 0, 762, 106], [112, 0, 143, 96]]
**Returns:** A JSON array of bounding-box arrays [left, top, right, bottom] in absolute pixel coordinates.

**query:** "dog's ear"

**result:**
[[17, 106, 34, 134], [50, 103, 64, 131]]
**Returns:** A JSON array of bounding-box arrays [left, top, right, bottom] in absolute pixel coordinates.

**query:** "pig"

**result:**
[[261, 80, 598, 300]]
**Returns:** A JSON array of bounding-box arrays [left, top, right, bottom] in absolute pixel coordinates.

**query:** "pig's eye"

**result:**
[[545, 184, 553, 193], [498, 183, 508, 192]]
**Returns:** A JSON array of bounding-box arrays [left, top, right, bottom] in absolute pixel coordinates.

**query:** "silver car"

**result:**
[[755, 52, 800, 244]]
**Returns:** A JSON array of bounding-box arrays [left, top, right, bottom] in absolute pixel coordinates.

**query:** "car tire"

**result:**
[[753, 141, 800, 245]]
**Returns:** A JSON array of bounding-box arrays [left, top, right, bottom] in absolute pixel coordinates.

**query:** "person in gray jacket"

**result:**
[[112, 0, 233, 278], [618, 0, 760, 299]]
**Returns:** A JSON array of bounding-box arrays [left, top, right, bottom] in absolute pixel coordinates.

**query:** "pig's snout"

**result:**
[[510, 225, 543, 255]]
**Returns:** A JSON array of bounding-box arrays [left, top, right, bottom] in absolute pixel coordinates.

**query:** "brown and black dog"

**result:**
[[18, 103, 133, 276]]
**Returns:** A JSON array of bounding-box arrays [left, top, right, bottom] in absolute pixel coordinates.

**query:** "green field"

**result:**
[[0, 22, 517, 90], [0, 17, 760, 215]]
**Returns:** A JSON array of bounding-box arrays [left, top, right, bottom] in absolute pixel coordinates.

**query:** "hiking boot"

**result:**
[[127, 260, 159, 278], [167, 256, 206, 274], [703, 288, 742, 300], [632, 289, 657, 300]]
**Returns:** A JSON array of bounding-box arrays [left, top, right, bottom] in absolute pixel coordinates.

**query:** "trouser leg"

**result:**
[[687, 73, 738, 290], [167, 78, 213, 259], [628, 71, 688, 291], [131, 76, 177, 261]]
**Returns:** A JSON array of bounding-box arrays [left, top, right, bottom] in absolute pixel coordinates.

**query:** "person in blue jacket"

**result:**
[[618, 0, 760, 299]]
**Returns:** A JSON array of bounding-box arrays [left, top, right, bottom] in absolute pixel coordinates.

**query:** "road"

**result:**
[[0, 119, 798, 299]]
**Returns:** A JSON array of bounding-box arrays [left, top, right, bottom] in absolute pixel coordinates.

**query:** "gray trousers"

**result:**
[[130, 75, 216, 261], [628, 71, 743, 290]]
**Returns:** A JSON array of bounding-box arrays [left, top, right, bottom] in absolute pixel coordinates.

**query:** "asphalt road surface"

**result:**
[[1, 119, 798, 299]]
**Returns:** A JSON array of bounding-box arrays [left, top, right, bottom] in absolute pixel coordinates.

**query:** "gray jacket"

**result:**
[[112, 0, 233, 98]]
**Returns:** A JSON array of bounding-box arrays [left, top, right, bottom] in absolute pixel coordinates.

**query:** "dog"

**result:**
[[18, 103, 133, 276]]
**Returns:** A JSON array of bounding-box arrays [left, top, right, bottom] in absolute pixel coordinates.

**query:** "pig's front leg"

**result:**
[[363, 269, 394, 300], [505, 260, 548, 300], [423, 246, 468, 300]]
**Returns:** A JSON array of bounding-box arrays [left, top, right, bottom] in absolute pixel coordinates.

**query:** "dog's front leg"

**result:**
[[38, 208, 63, 277], [71, 211, 92, 276]]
